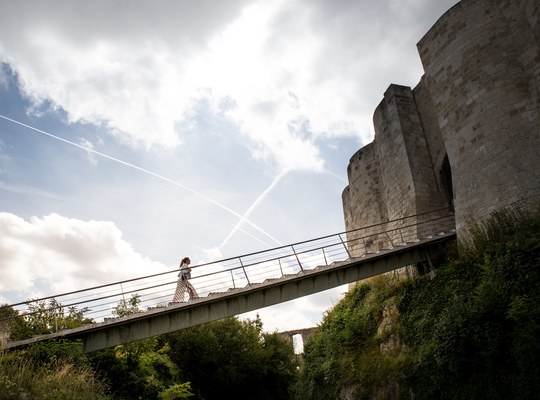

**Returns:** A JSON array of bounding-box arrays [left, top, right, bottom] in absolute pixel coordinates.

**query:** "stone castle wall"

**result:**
[[342, 0, 540, 248]]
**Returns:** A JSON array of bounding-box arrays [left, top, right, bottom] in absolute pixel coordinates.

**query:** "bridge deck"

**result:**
[[1, 211, 455, 352]]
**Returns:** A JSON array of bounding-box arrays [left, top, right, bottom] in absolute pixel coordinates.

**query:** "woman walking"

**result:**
[[171, 257, 198, 303]]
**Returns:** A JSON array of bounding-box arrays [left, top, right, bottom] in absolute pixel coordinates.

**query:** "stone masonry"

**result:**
[[342, 0, 540, 248]]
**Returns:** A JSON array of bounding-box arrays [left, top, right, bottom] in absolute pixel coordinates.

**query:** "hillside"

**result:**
[[295, 206, 540, 400]]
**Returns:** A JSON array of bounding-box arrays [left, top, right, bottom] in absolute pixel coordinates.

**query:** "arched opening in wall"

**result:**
[[440, 154, 454, 212], [292, 334, 304, 354]]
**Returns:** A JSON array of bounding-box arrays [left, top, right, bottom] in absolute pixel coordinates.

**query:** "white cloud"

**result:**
[[0, 212, 167, 303], [0, 0, 459, 173]]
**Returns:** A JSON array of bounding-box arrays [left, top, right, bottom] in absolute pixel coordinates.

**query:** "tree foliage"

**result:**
[[0, 304, 33, 341], [2, 291, 298, 399], [158, 382, 194, 400], [112, 294, 144, 318], [87, 294, 181, 400], [163, 316, 298, 400], [0, 298, 92, 341]]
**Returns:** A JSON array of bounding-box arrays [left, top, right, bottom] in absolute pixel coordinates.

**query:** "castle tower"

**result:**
[[417, 0, 540, 232], [343, 0, 540, 245]]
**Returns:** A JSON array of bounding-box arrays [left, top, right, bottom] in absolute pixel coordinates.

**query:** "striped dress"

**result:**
[[172, 263, 198, 302]]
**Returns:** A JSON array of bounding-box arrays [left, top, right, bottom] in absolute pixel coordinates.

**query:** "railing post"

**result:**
[[291, 245, 303, 271], [120, 283, 126, 303], [362, 237, 367, 255], [381, 223, 395, 248], [322, 248, 328, 266], [239, 257, 250, 285], [278, 259, 284, 277], [230, 270, 236, 289], [338, 234, 351, 258]]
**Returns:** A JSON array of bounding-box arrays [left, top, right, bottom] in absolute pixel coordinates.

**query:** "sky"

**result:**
[[0, 0, 459, 333]]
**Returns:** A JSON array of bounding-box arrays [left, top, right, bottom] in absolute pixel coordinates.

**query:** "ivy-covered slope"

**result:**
[[295, 207, 540, 400]]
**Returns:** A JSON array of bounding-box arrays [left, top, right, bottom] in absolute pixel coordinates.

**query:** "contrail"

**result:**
[[218, 170, 286, 250], [0, 114, 282, 246]]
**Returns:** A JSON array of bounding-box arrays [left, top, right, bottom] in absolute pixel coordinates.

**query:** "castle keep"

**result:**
[[342, 0, 539, 246]]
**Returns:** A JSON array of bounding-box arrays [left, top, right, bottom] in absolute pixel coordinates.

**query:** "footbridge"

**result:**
[[1, 210, 455, 353]]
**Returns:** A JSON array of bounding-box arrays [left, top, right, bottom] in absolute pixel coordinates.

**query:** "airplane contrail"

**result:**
[[0, 114, 282, 246], [218, 170, 286, 251]]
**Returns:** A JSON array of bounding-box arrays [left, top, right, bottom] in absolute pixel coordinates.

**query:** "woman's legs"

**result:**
[[172, 279, 188, 303], [186, 281, 198, 298]]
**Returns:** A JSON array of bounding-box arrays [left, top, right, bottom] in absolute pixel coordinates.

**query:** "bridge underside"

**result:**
[[5, 234, 453, 353]]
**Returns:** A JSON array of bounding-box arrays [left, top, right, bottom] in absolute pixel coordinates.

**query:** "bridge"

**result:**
[[1, 210, 455, 353]]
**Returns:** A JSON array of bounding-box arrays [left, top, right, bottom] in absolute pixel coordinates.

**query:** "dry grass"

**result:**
[[0, 352, 110, 400]]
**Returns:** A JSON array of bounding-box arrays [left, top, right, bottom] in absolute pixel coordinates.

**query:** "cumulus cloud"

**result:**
[[0, 0, 458, 173], [0, 212, 167, 303]]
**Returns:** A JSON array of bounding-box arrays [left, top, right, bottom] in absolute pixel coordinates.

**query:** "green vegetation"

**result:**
[[2, 206, 539, 399], [0, 298, 92, 341], [1, 298, 297, 399], [0, 351, 110, 400], [295, 206, 540, 399], [295, 275, 403, 400], [163, 316, 298, 400]]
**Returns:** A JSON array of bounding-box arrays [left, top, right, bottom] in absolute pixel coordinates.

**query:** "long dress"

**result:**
[[172, 262, 198, 302]]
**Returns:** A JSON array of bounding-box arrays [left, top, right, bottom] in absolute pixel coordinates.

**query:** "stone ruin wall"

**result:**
[[343, 0, 540, 257], [418, 0, 540, 232]]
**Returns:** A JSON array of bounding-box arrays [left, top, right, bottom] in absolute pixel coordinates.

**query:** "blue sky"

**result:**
[[0, 0, 459, 332]]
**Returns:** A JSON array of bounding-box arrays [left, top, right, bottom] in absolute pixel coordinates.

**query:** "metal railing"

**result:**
[[0, 209, 455, 331]]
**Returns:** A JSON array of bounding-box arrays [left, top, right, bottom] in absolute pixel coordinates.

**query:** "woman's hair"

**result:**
[[181, 257, 191, 265]]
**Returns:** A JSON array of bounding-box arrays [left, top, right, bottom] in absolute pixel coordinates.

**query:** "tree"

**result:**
[[159, 382, 194, 400], [0, 298, 92, 341], [0, 304, 33, 341], [88, 294, 184, 400], [163, 316, 298, 400], [112, 293, 144, 317]]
